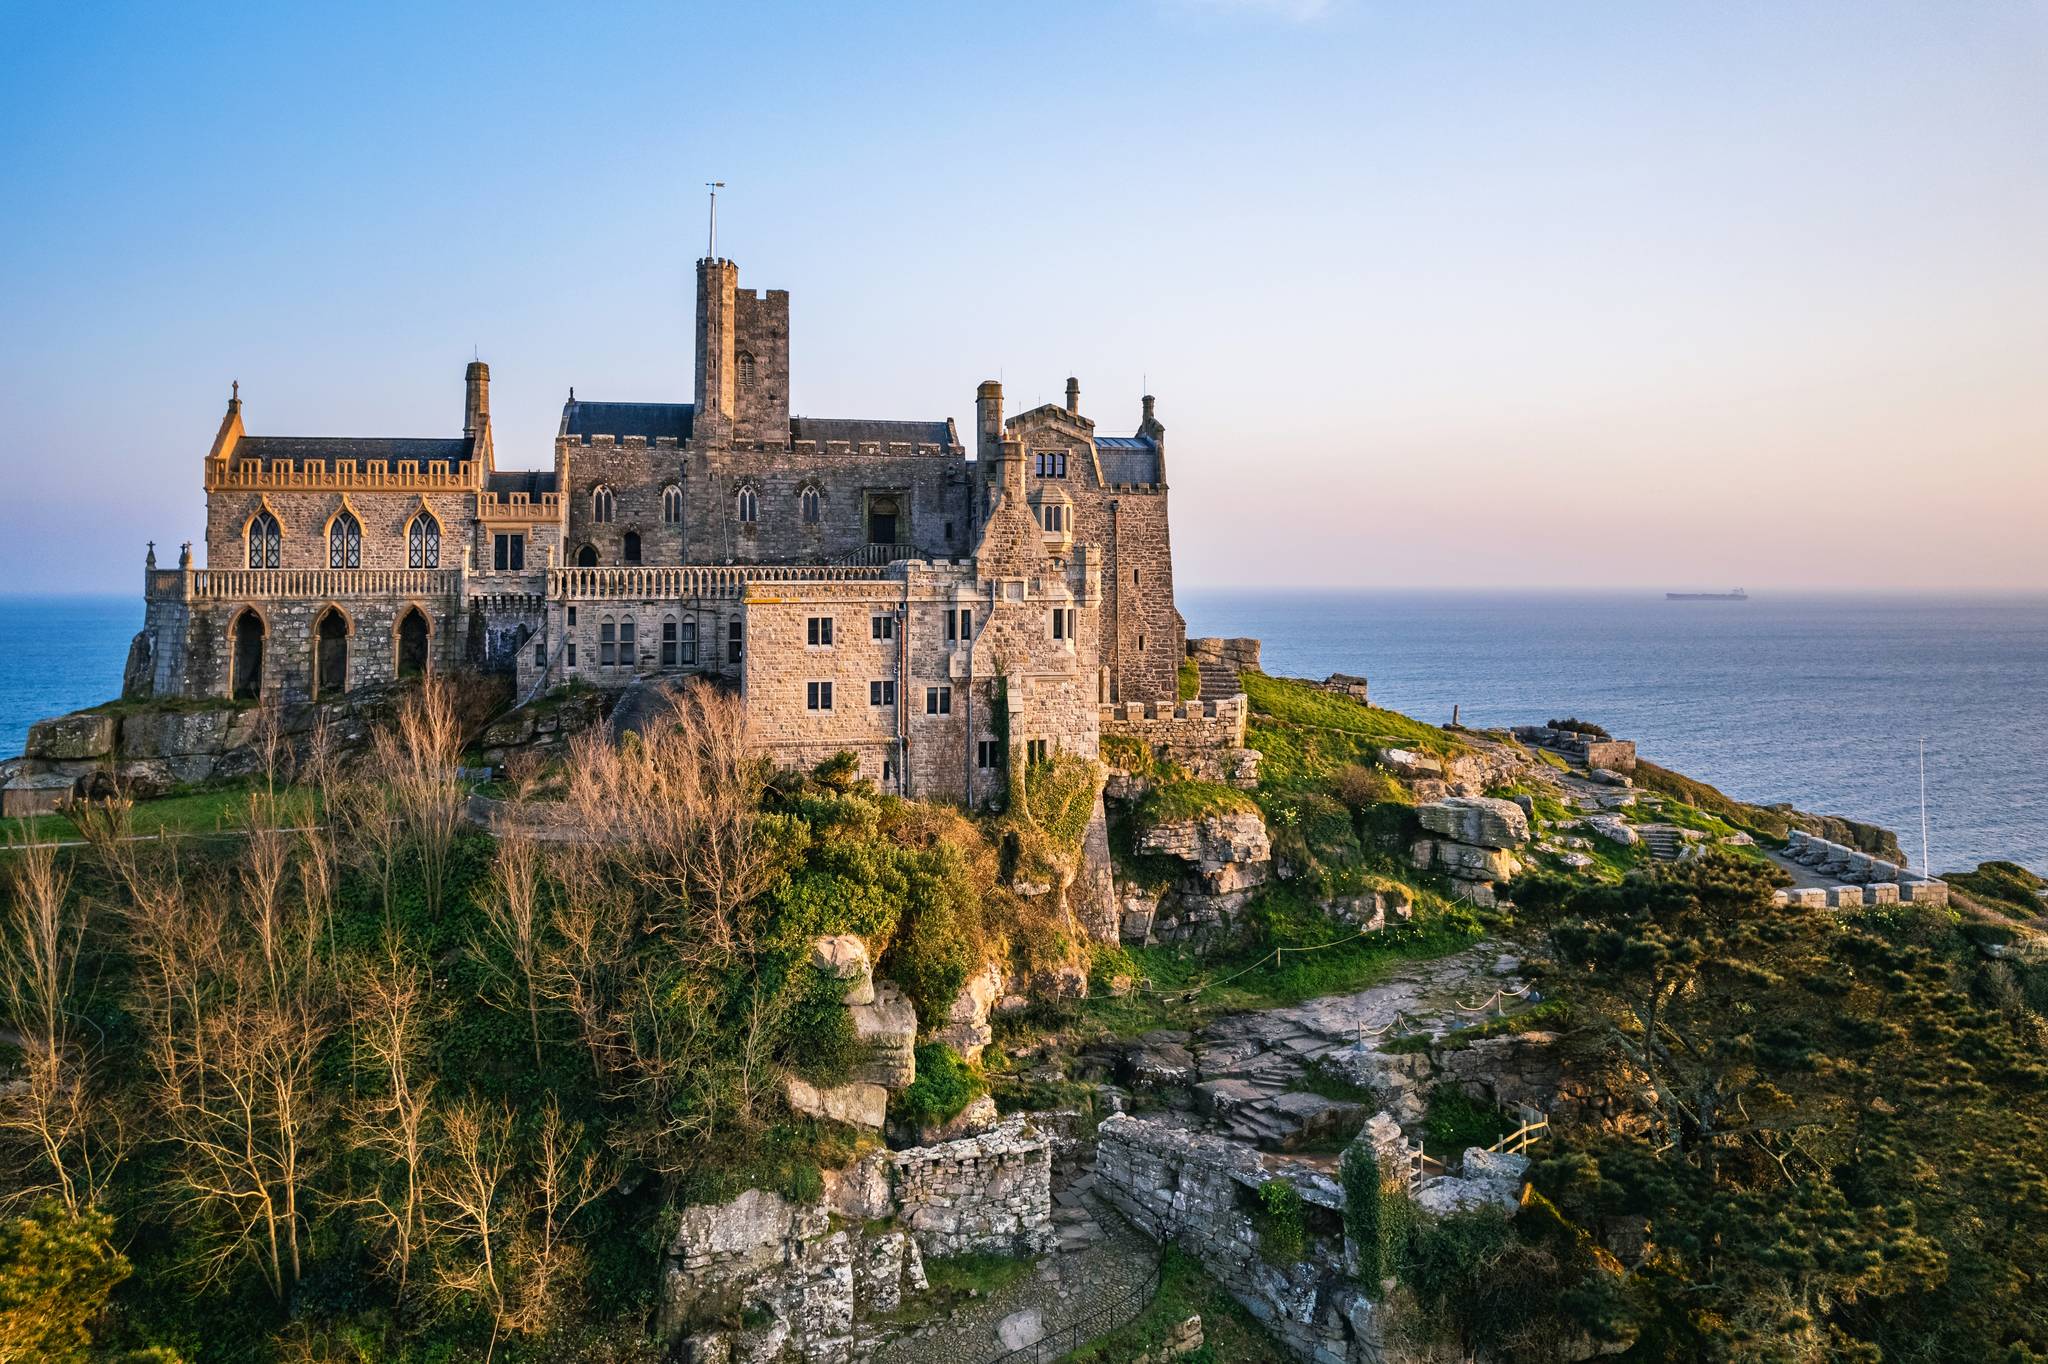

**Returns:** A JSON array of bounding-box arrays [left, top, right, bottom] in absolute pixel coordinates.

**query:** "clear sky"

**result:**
[[2, 0, 2043, 594]]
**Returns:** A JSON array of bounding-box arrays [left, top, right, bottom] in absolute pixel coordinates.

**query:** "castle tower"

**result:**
[[694, 257, 738, 445], [694, 257, 790, 447], [464, 361, 492, 466]]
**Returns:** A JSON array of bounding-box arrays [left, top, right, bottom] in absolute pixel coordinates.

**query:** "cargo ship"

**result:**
[[1666, 588, 1748, 601]]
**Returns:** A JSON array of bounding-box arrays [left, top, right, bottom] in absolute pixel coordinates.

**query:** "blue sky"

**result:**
[[2, 0, 2043, 593]]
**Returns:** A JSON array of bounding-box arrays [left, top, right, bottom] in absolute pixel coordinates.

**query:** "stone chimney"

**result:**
[[1065, 376, 1080, 416], [464, 361, 491, 438]]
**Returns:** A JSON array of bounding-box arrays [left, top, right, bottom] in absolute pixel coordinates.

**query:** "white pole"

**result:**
[[1919, 736, 1931, 874]]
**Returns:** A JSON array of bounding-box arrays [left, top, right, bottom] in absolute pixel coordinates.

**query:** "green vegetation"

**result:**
[[919, 1250, 1037, 1299], [894, 1043, 985, 1129], [0, 1201, 150, 1364], [1249, 1178, 1307, 1265], [1135, 778, 1257, 825], [1, 780, 317, 846], [1241, 671, 1464, 758], [1948, 859, 2047, 922], [1064, 1245, 1283, 1363], [1421, 1089, 1513, 1158], [1340, 1141, 1412, 1293], [1177, 656, 1201, 700]]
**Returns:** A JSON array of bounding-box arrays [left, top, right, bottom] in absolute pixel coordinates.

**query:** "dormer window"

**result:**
[[1035, 451, 1067, 478]]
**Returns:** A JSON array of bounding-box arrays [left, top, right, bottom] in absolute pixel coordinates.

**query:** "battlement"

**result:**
[[562, 434, 684, 450], [1099, 693, 1255, 788], [211, 459, 475, 492], [478, 490, 564, 521]]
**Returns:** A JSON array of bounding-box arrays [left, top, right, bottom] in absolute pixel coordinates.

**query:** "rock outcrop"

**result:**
[[1128, 806, 1274, 940], [849, 982, 919, 1091], [1410, 797, 1530, 905]]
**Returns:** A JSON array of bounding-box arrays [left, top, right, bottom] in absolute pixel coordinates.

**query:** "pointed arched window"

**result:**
[[736, 486, 758, 524], [407, 512, 440, 569], [737, 351, 756, 392], [800, 486, 821, 525], [592, 484, 616, 524], [661, 484, 683, 524], [328, 512, 361, 569], [247, 511, 280, 569]]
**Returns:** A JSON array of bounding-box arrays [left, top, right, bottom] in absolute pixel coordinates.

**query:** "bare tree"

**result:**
[[479, 830, 547, 1067], [0, 834, 119, 1212], [345, 940, 438, 1301], [425, 1100, 517, 1358], [378, 677, 465, 921]]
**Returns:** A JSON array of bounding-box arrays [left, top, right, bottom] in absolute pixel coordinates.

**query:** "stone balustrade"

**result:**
[[148, 567, 462, 600]]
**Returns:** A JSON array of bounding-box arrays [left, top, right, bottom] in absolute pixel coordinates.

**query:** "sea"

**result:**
[[1, 591, 2042, 875]]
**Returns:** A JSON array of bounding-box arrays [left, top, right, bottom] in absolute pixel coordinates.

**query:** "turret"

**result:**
[[694, 256, 739, 443]]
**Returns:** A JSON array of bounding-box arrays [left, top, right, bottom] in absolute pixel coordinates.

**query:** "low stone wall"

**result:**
[[662, 1116, 1055, 1363], [1186, 637, 1261, 673], [1094, 1113, 1381, 1363], [1779, 830, 1946, 903], [1512, 725, 1637, 774]]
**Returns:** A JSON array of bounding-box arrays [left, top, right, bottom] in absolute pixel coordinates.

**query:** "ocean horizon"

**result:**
[[3, 588, 2043, 875]]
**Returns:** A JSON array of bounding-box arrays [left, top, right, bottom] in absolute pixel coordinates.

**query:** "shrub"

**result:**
[[1252, 1178, 1308, 1265], [1424, 1089, 1514, 1157], [1546, 718, 1610, 738], [1341, 1141, 1413, 1292], [895, 1043, 984, 1129], [1331, 762, 1404, 811]]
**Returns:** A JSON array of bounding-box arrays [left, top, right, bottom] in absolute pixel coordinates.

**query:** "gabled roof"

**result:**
[[233, 436, 473, 469], [790, 416, 958, 449], [1094, 435, 1160, 485], [562, 401, 695, 441]]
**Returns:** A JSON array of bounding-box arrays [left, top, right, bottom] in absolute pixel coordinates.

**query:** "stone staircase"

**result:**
[[1194, 660, 1242, 700], [1638, 824, 1686, 861]]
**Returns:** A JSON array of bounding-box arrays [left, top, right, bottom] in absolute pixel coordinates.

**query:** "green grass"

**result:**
[[83, 693, 259, 718], [1297, 1056, 1380, 1104], [1439, 999, 1569, 1049], [1178, 657, 1201, 701], [0, 780, 318, 846], [1423, 1089, 1515, 1159], [922, 1251, 1039, 1298], [1137, 779, 1258, 824], [1242, 671, 1465, 759], [1947, 861, 2046, 922], [1063, 1245, 1284, 1363]]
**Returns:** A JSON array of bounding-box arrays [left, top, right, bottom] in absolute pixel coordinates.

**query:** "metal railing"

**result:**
[[981, 1255, 1164, 1364]]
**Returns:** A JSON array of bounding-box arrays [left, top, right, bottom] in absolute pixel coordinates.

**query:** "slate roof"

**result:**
[[1094, 435, 1161, 485], [790, 416, 958, 449], [235, 436, 473, 469], [562, 401, 695, 441], [486, 470, 559, 495]]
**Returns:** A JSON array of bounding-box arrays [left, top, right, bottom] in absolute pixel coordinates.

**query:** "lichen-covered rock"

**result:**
[[849, 982, 918, 1091], [913, 1092, 999, 1145], [1415, 797, 1529, 849], [932, 961, 1003, 1062], [1416, 1147, 1530, 1216], [25, 711, 117, 762], [1136, 809, 1271, 868], [1583, 815, 1639, 847], [785, 1077, 887, 1129], [1409, 839, 1522, 881], [810, 935, 875, 1006]]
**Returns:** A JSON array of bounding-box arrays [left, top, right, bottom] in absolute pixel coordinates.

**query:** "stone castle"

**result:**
[[125, 254, 1189, 803]]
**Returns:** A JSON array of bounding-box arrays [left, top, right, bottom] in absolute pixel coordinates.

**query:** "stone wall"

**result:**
[[1094, 1114, 1382, 1363], [1775, 830, 1947, 905], [1511, 725, 1638, 774], [1100, 696, 1258, 788], [661, 1116, 1054, 1363]]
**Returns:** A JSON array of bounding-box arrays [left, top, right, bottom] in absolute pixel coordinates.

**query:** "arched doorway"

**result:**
[[230, 610, 265, 700], [314, 608, 349, 697], [396, 607, 429, 678], [866, 493, 899, 545], [575, 544, 599, 567]]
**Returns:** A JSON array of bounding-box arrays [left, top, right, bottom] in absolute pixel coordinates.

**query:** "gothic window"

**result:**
[[592, 484, 616, 524], [247, 511, 280, 569], [661, 616, 678, 667], [736, 486, 758, 524], [1038, 503, 1068, 533], [1035, 451, 1067, 478], [800, 486, 821, 525], [408, 512, 440, 568], [661, 484, 683, 524], [329, 511, 361, 569], [622, 531, 642, 564], [679, 619, 697, 665], [575, 544, 598, 568], [599, 618, 616, 667], [738, 351, 756, 391]]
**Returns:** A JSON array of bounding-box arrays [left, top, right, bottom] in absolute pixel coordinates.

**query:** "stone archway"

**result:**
[[231, 609, 266, 701], [314, 608, 349, 697], [396, 606, 429, 678], [576, 543, 599, 568]]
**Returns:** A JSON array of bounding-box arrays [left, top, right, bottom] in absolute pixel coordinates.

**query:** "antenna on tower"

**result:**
[[706, 181, 726, 258]]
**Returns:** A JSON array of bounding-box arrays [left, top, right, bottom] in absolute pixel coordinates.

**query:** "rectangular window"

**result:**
[[493, 532, 525, 571], [808, 616, 834, 647], [945, 607, 972, 643], [679, 619, 697, 666], [807, 681, 833, 711], [599, 621, 616, 667], [619, 619, 636, 667], [661, 619, 678, 667], [535, 644, 545, 669], [882, 758, 897, 785], [566, 642, 576, 668], [728, 618, 743, 663], [1026, 738, 1049, 764], [1052, 608, 1067, 641], [566, 606, 576, 627], [870, 679, 896, 707], [977, 739, 999, 770], [925, 685, 952, 716], [1034, 451, 1067, 478], [871, 614, 896, 642]]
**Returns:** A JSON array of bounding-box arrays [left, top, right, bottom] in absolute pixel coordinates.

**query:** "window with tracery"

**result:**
[[737, 486, 758, 524], [592, 484, 616, 523], [248, 511, 281, 569], [662, 484, 683, 524], [801, 486, 821, 524], [408, 512, 440, 568], [329, 512, 361, 568]]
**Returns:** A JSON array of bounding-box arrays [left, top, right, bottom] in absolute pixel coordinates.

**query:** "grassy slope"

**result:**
[[1064, 1245, 1285, 1363], [0, 781, 318, 845]]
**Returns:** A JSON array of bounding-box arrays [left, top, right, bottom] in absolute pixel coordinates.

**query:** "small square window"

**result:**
[[871, 615, 896, 642], [925, 685, 952, 716], [945, 607, 972, 643], [807, 681, 834, 711], [870, 679, 895, 707], [808, 616, 834, 647]]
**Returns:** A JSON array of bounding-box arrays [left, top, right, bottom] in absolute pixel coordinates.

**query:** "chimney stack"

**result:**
[[464, 361, 491, 439], [1065, 376, 1080, 415]]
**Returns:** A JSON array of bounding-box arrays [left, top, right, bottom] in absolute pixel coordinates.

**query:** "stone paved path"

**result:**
[[870, 1156, 1157, 1364]]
